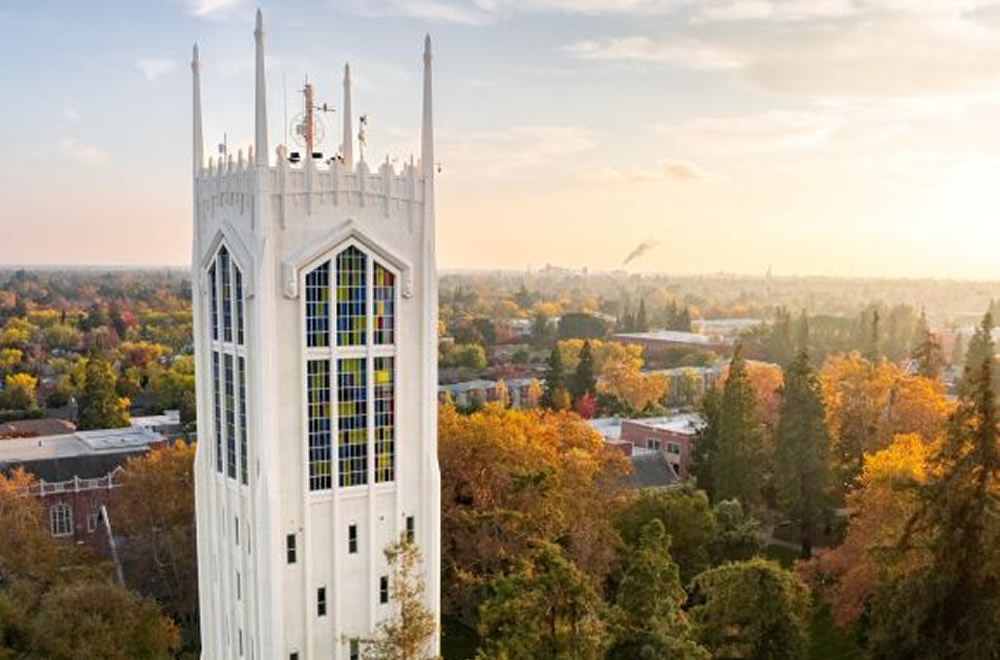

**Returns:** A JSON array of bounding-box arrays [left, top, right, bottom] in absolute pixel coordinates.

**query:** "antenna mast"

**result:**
[[303, 82, 315, 155]]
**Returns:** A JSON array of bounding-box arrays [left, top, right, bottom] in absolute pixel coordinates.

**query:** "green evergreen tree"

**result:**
[[911, 308, 943, 380], [676, 307, 692, 332], [692, 388, 720, 500], [608, 520, 709, 660], [571, 340, 597, 400], [636, 299, 649, 333], [959, 311, 997, 400], [769, 307, 795, 366], [712, 346, 766, 508], [773, 348, 830, 558], [541, 345, 568, 410], [870, 315, 1000, 658], [76, 356, 130, 430], [864, 307, 882, 361]]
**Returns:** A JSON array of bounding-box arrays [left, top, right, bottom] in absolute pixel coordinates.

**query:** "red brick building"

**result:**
[[619, 414, 704, 479]]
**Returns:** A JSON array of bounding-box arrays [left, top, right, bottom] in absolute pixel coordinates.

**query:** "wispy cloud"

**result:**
[[137, 58, 178, 81], [694, 0, 854, 22], [586, 158, 725, 183], [344, 0, 686, 24], [562, 36, 745, 70], [655, 110, 842, 154], [181, 0, 244, 17], [440, 125, 595, 176], [63, 104, 82, 123], [57, 138, 108, 165]]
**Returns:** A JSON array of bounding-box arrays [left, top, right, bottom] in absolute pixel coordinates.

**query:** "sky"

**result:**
[[4, 0, 1000, 277]]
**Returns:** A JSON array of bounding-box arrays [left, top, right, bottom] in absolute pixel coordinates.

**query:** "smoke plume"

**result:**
[[622, 239, 660, 266]]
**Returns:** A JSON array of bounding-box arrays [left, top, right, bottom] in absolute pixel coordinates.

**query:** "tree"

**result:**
[[608, 520, 709, 660], [541, 345, 568, 410], [773, 349, 830, 558], [712, 347, 766, 508], [598, 361, 667, 415], [869, 326, 1000, 659], [477, 541, 609, 660], [77, 355, 130, 430], [958, 311, 998, 400], [689, 559, 811, 660], [911, 309, 943, 380], [571, 340, 597, 400], [29, 582, 179, 660], [691, 388, 720, 499], [114, 443, 198, 647], [2, 373, 37, 410], [438, 404, 629, 610], [768, 307, 795, 366], [711, 499, 763, 563], [355, 537, 437, 660], [617, 486, 718, 583], [635, 299, 649, 333], [558, 313, 608, 341]]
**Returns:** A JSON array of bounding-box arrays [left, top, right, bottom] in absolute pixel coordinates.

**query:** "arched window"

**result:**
[[304, 244, 397, 491], [207, 243, 249, 485]]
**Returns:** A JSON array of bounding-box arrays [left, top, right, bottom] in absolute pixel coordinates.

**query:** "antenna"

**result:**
[[358, 114, 369, 162], [218, 131, 228, 156], [291, 78, 335, 160]]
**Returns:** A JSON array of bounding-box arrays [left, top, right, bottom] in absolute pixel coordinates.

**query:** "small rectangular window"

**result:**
[[348, 524, 358, 554], [86, 511, 100, 533], [379, 575, 389, 604], [317, 587, 327, 617], [236, 570, 241, 600], [286, 534, 297, 564], [239, 628, 243, 656], [349, 639, 360, 660], [290, 654, 299, 660], [235, 516, 240, 546], [406, 516, 415, 543]]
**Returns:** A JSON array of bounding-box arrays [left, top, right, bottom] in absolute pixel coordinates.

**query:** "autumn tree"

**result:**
[[476, 541, 609, 660], [2, 373, 37, 410], [713, 347, 766, 508], [607, 520, 709, 660], [869, 331, 1000, 658], [77, 355, 130, 430], [29, 581, 179, 660], [114, 442, 197, 646], [773, 349, 830, 557], [355, 537, 437, 660], [689, 559, 811, 660], [438, 404, 629, 610]]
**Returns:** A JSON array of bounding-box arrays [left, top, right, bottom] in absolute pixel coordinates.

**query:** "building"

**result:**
[[0, 417, 76, 438], [612, 330, 731, 354], [646, 364, 723, 407], [438, 377, 537, 409], [191, 13, 440, 660], [590, 414, 704, 479], [130, 409, 184, 437]]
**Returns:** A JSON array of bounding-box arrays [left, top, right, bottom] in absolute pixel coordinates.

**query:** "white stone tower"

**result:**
[[191, 12, 441, 659]]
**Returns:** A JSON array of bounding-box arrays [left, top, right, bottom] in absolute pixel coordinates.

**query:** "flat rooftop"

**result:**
[[0, 427, 164, 464], [623, 413, 705, 436]]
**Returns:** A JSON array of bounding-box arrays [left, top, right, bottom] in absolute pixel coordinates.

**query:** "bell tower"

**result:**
[[191, 11, 441, 659]]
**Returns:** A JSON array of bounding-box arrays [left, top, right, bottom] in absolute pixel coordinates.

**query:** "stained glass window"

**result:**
[[209, 263, 219, 341], [306, 262, 330, 348], [239, 356, 248, 485], [225, 354, 236, 479], [220, 247, 233, 343], [235, 268, 245, 345], [338, 358, 368, 487], [213, 351, 222, 473], [374, 264, 395, 345], [307, 360, 332, 491], [336, 247, 367, 346], [374, 357, 395, 483]]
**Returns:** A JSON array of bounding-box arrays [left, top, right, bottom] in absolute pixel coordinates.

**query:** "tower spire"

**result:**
[[192, 44, 203, 175], [421, 35, 434, 177], [342, 63, 353, 169], [254, 8, 268, 166]]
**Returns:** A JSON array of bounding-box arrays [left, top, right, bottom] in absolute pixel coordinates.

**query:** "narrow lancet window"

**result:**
[[336, 247, 366, 346], [306, 262, 330, 348], [338, 357, 368, 487], [374, 356, 395, 483], [307, 359, 332, 491], [374, 263, 395, 345]]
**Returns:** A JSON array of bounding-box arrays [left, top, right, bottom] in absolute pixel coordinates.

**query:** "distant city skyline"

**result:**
[[5, 0, 1000, 278]]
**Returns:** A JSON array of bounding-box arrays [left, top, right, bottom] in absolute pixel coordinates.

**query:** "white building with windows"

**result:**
[[191, 12, 441, 659]]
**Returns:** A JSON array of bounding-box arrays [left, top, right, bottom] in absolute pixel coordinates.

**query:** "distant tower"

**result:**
[[191, 12, 441, 659]]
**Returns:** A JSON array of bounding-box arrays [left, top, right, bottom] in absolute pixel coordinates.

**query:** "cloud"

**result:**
[[587, 158, 725, 183], [57, 139, 108, 165], [694, 0, 854, 22], [561, 36, 746, 70], [181, 0, 244, 17], [344, 0, 685, 24], [63, 104, 82, 123], [439, 125, 596, 176], [137, 58, 178, 81], [655, 110, 842, 154]]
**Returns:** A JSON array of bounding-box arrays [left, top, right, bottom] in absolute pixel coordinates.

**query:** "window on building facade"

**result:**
[[349, 639, 360, 660], [338, 357, 368, 487], [303, 245, 398, 491], [667, 442, 681, 455], [208, 243, 248, 484], [87, 511, 100, 533], [286, 534, 297, 564], [307, 359, 333, 490], [50, 503, 72, 537], [348, 523, 358, 554], [379, 575, 389, 604], [406, 515, 415, 543], [317, 587, 327, 617], [646, 438, 661, 451]]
